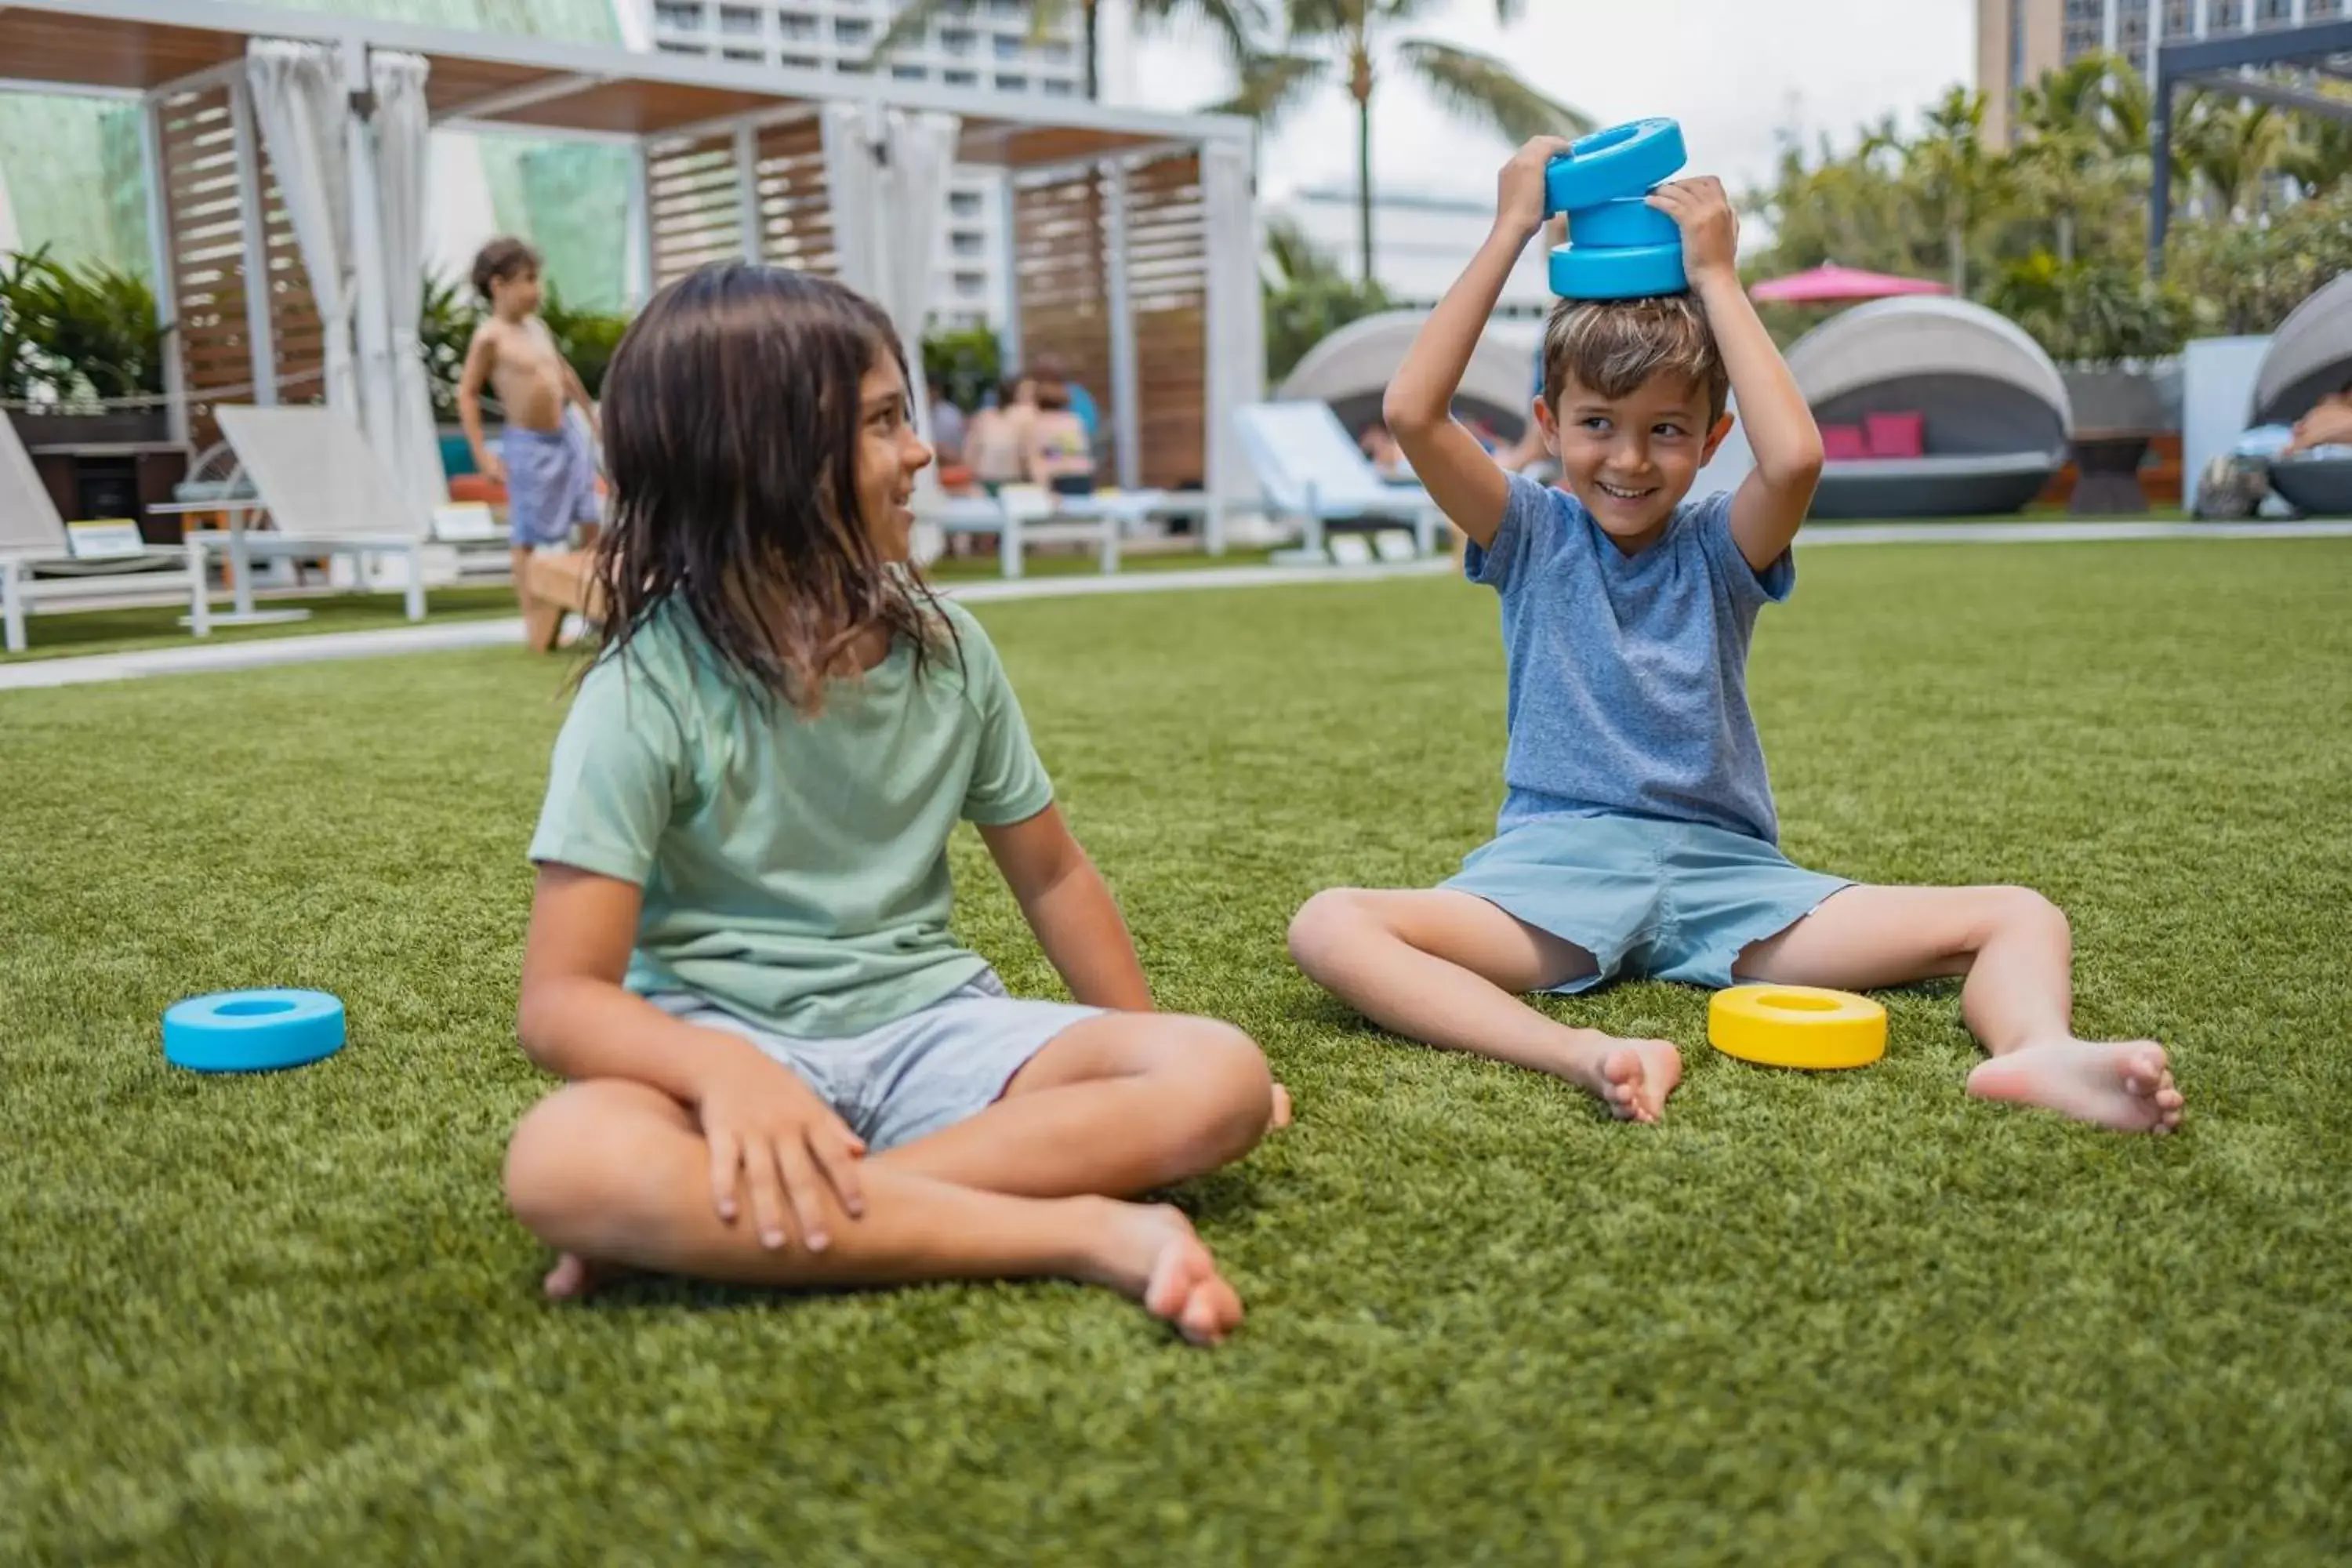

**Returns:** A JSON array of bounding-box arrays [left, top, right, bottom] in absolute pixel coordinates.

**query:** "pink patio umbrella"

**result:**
[[1749, 263, 1953, 304]]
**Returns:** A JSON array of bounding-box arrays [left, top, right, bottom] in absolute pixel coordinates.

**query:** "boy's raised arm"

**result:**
[[1651, 178, 1824, 572], [1385, 136, 1571, 550]]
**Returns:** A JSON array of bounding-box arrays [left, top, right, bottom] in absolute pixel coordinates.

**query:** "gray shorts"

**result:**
[[649, 969, 1101, 1152]]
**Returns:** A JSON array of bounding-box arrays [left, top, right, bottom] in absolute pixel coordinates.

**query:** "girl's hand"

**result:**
[[1497, 136, 1576, 243], [689, 1039, 867, 1251], [1647, 177, 1740, 287]]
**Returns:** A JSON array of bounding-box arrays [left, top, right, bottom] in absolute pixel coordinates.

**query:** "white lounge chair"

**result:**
[[920, 484, 1123, 579], [1, 415, 203, 654], [1231, 401, 1443, 561], [176, 405, 452, 635]]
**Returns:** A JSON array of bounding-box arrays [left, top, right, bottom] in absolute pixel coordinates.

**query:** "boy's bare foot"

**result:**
[[1966, 1040, 2183, 1133], [1087, 1201, 1243, 1346], [1270, 1083, 1294, 1130], [1557, 1035, 1681, 1124]]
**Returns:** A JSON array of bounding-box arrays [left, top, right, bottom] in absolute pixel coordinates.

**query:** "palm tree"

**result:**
[[2281, 116, 2352, 199], [866, 0, 1265, 104], [2177, 96, 2290, 220], [2011, 52, 2122, 263], [1899, 87, 2005, 296], [1231, 1, 1592, 285]]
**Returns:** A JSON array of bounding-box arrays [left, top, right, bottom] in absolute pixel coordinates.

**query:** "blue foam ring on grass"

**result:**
[[1549, 241, 1690, 301], [163, 989, 347, 1073]]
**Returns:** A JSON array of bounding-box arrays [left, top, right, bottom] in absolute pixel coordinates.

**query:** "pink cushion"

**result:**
[[1865, 412, 1926, 459], [1821, 424, 1868, 462]]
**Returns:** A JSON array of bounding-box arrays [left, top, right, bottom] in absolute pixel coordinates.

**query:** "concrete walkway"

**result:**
[[5, 521, 2350, 693]]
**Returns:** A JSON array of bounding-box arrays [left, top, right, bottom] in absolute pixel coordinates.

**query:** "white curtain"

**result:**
[[818, 101, 880, 297], [246, 42, 359, 421], [819, 103, 958, 464], [371, 50, 445, 517], [1200, 136, 1264, 506], [878, 110, 959, 452]]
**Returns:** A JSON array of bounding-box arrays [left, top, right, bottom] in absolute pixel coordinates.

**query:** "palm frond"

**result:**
[[863, 0, 995, 70], [1392, 38, 1592, 143], [1209, 50, 1330, 127], [1134, 0, 1269, 65]]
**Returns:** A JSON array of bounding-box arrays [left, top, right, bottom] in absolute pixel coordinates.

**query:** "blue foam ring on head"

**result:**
[[1549, 241, 1690, 301], [1544, 118, 1688, 216], [163, 989, 347, 1073], [1566, 195, 1682, 251]]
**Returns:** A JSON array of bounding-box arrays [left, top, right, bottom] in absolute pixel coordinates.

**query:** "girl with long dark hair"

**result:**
[[502, 264, 1280, 1344]]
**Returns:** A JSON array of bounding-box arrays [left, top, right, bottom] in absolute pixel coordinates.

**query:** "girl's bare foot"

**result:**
[[1270, 1083, 1294, 1130], [1556, 1035, 1682, 1123], [543, 1251, 601, 1300], [1966, 1040, 2183, 1133], [1086, 1201, 1243, 1345]]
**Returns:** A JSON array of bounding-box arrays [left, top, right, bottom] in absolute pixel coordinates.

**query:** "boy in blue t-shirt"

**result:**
[[1288, 140, 2182, 1136]]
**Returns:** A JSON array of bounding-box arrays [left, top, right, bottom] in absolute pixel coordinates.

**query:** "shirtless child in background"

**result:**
[[457, 238, 601, 649]]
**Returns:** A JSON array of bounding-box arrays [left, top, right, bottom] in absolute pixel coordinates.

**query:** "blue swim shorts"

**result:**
[[1442, 813, 1853, 993]]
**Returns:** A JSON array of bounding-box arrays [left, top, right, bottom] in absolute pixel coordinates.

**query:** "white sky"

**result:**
[[1121, 0, 1978, 203]]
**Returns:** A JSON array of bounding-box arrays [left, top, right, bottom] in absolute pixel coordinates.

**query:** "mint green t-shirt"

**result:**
[[527, 598, 1053, 1039]]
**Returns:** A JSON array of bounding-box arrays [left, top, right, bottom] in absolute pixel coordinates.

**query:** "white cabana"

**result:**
[[1, 0, 1264, 545]]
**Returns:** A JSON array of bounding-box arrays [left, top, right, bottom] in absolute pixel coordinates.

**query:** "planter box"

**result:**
[[5, 407, 173, 448]]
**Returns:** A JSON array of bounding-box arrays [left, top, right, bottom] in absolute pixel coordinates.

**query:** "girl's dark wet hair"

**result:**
[[592, 263, 943, 711]]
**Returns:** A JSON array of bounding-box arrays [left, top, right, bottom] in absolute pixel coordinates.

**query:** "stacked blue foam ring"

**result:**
[[1544, 118, 1691, 301]]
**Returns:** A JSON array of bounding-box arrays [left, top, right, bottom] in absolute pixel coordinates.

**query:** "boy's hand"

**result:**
[[1497, 136, 1576, 242], [1648, 176, 1739, 286], [689, 1038, 867, 1251], [478, 448, 507, 485]]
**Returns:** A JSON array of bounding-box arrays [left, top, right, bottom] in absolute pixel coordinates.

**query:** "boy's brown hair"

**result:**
[[470, 236, 541, 303], [1541, 294, 1730, 424]]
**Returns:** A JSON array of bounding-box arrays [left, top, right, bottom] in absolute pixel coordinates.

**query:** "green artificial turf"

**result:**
[[4, 540, 2350, 1563]]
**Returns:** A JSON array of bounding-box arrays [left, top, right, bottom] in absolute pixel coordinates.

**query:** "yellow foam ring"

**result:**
[[1708, 985, 1887, 1071]]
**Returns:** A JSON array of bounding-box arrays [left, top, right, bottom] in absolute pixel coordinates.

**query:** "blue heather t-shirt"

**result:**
[[1465, 474, 1794, 844]]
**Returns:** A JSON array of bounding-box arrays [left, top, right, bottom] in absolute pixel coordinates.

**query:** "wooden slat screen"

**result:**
[[158, 84, 248, 454], [1122, 153, 1206, 492], [753, 117, 835, 278], [259, 143, 324, 410], [646, 133, 744, 289], [158, 82, 322, 455], [1014, 154, 1209, 492], [1011, 166, 1112, 466]]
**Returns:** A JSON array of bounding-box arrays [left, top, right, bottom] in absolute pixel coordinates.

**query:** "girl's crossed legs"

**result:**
[[503, 1011, 1281, 1344], [1288, 884, 2181, 1132]]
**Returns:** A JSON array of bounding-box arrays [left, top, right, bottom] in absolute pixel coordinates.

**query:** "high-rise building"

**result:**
[[1978, 0, 2340, 144], [626, 0, 1133, 328]]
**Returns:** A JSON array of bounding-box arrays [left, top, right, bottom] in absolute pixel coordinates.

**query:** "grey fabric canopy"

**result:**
[[1784, 297, 2073, 458], [1279, 310, 1539, 441], [2253, 271, 2352, 427]]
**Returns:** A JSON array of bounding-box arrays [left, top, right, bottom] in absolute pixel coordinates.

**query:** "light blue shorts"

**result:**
[[1442, 814, 1853, 993], [503, 419, 601, 547], [649, 969, 1100, 1152]]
